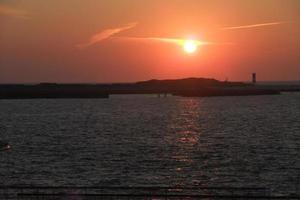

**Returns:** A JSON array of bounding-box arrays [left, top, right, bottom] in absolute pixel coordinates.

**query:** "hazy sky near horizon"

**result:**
[[0, 0, 300, 83]]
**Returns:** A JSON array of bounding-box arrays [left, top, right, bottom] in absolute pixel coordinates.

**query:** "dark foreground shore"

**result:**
[[0, 78, 298, 99]]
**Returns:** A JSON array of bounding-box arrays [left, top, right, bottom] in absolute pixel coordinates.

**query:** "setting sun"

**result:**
[[183, 40, 198, 54]]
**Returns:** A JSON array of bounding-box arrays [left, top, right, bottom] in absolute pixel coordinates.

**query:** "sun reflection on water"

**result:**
[[164, 98, 204, 185]]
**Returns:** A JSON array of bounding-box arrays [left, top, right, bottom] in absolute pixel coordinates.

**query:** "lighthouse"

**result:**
[[252, 73, 256, 84]]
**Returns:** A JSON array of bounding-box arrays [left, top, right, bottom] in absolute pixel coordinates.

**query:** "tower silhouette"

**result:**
[[252, 73, 256, 84]]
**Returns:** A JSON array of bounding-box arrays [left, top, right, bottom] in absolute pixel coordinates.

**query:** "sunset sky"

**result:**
[[0, 0, 299, 83]]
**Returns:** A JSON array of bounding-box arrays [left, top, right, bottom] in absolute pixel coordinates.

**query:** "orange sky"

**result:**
[[0, 0, 299, 83]]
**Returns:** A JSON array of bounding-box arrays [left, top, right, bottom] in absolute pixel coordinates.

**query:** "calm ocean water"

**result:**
[[0, 93, 299, 196]]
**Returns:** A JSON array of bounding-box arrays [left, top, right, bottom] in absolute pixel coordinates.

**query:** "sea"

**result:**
[[0, 93, 299, 196]]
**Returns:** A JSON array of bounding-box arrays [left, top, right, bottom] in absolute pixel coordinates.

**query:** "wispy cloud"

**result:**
[[0, 4, 29, 19], [221, 21, 290, 30], [115, 36, 234, 46], [77, 22, 138, 49]]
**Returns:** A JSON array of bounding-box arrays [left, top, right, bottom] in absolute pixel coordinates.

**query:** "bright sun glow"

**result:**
[[183, 40, 198, 54]]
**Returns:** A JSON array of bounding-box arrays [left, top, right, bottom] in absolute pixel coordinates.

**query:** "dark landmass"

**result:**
[[1, 77, 299, 99], [253, 84, 300, 92], [0, 84, 109, 99], [173, 87, 280, 97]]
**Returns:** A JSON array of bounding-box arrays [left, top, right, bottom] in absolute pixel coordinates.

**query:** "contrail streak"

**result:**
[[77, 22, 138, 49], [222, 21, 290, 30], [0, 4, 29, 19], [114, 36, 233, 46]]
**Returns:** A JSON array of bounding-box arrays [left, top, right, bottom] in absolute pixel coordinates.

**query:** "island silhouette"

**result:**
[[1, 77, 299, 99]]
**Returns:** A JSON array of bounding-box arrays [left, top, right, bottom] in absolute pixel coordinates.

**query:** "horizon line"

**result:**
[[1, 79, 300, 85]]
